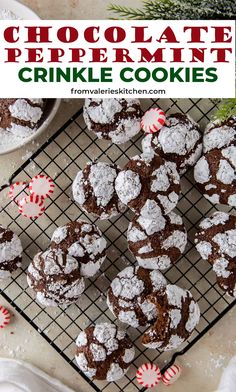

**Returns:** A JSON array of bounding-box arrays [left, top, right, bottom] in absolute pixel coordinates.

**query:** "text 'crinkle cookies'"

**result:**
[[107, 266, 200, 351], [75, 323, 135, 381], [195, 211, 236, 298], [83, 98, 142, 144]]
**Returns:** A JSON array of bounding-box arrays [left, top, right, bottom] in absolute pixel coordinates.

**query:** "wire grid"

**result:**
[[0, 98, 236, 392]]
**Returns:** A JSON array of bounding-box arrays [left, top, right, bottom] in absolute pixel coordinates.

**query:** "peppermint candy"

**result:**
[[141, 108, 166, 134], [0, 306, 11, 328], [29, 175, 55, 199], [8, 182, 29, 205], [162, 364, 182, 386], [136, 363, 161, 388], [18, 195, 46, 219]]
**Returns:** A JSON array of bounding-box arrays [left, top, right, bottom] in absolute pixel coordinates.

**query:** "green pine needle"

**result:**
[[107, 4, 147, 19], [108, 0, 236, 19], [213, 99, 236, 122]]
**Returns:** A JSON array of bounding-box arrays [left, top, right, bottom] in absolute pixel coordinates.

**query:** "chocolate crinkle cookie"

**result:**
[[107, 266, 167, 328], [72, 161, 126, 219], [83, 98, 142, 144], [195, 211, 236, 298], [27, 248, 85, 307], [75, 323, 135, 381], [194, 117, 236, 207], [107, 266, 200, 351], [0, 225, 23, 279], [0, 99, 46, 144], [127, 211, 187, 270], [142, 113, 202, 175], [115, 152, 180, 215], [142, 284, 200, 351], [50, 220, 107, 278]]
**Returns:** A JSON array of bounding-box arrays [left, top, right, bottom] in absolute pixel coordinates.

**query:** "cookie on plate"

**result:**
[[127, 211, 187, 270], [115, 153, 180, 215], [0, 225, 23, 279], [50, 220, 107, 278], [27, 248, 85, 307], [195, 211, 236, 297], [73, 161, 126, 219], [142, 113, 202, 174], [75, 323, 135, 381], [83, 98, 142, 144], [0, 99, 46, 143]]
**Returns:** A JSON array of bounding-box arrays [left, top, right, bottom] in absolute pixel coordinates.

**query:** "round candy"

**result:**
[[136, 363, 161, 388], [162, 364, 182, 386], [8, 182, 29, 205], [18, 195, 45, 219], [141, 108, 166, 134], [0, 306, 11, 328], [29, 175, 55, 199]]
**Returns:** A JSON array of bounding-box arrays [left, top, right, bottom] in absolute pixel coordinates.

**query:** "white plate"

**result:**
[[0, 1, 61, 155], [0, 0, 40, 19]]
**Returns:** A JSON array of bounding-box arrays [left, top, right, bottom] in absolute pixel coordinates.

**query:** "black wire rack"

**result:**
[[0, 98, 235, 392]]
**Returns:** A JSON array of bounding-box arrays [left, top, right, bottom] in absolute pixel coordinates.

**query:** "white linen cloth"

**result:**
[[216, 356, 236, 392], [0, 358, 76, 392]]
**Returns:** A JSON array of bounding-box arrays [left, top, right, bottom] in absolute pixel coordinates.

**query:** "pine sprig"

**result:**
[[213, 99, 236, 122], [107, 4, 147, 19], [108, 0, 236, 19]]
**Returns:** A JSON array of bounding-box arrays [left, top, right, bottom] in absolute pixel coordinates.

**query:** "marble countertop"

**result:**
[[0, 1, 235, 391]]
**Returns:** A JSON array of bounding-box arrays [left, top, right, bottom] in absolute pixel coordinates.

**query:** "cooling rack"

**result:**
[[0, 98, 235, 392]]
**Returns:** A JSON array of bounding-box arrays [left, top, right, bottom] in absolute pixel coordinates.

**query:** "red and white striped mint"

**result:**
[[141, 108, 166, 134], [18, 195, 46, 219], [162, 364, 182, 386], [8, 182, 29, 205], [29, 175, 55, 199], [136, 363, 161, 388], [0, 306, 11, 329]]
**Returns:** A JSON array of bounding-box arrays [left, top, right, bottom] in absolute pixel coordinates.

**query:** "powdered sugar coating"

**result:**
[[9, 99, 43, 125], [115, 153, 180, 215], [194, 156, 211, 184], [107, 266, 167, 328], [0, 9, 20, 19], [195, 212, 236, 298], [73, 162, 126, 219], [51, 220, 107, 278], [27, 248, 85, 307], [115, 170, 141, 205], [204, 122, 236, 153], [0, 226, 23, 279], [199, 212, 229, 229], [0, 99, 45, 145], [213, 258, 230, 278], [128, 211, 187, 270], [195, 148, 236, 207], [142, 113, 202, 174], [83, 98, 141, 144], [195, 241, 212, 260], [110, 267, 144, 300], [75, 323, 135, 381], [142, 284, 200, 351]]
